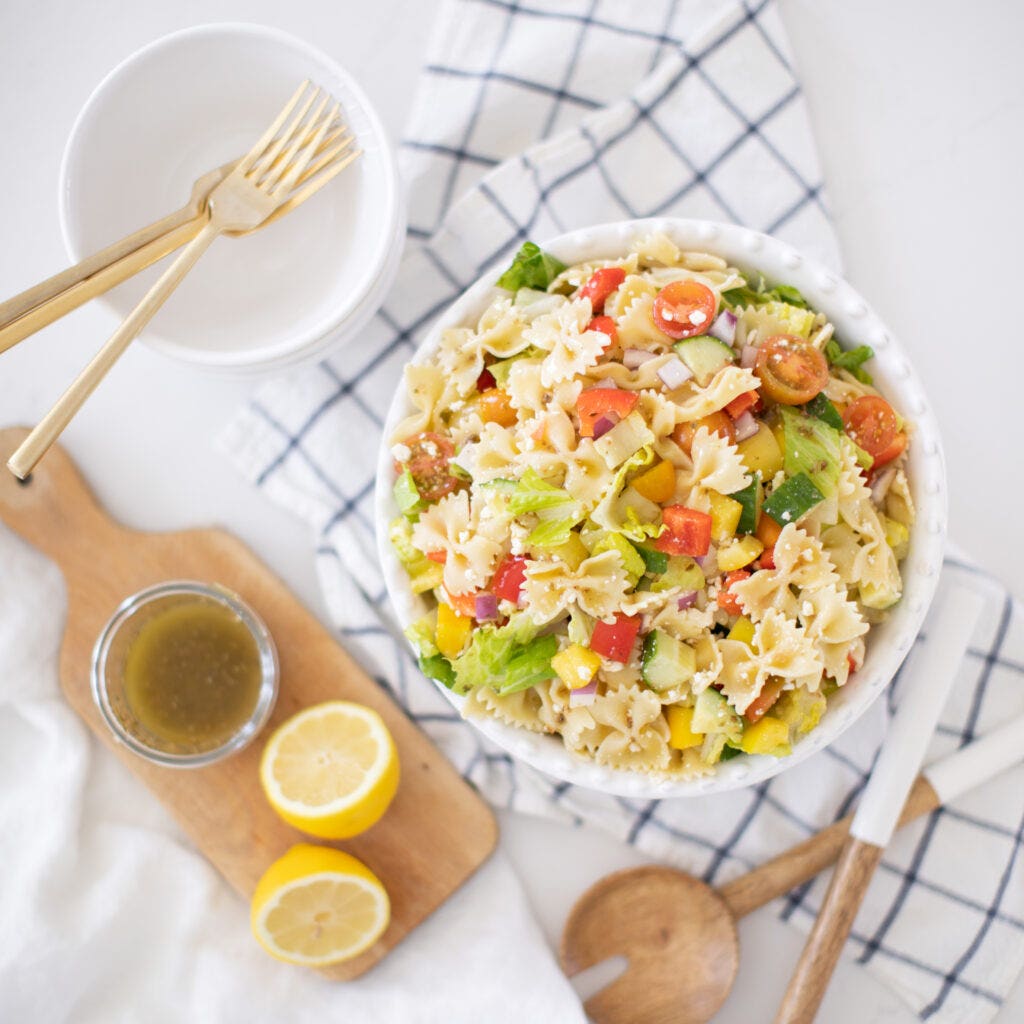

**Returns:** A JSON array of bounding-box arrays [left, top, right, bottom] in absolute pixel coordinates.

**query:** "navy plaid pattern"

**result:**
[[220, 2, 1024, 1019]]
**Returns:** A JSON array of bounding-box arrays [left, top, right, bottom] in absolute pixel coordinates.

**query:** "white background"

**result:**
[[1, 1, 1022, 1021]]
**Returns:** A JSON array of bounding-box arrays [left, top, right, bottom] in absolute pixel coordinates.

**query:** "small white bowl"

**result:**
[[59, 23, 403, 374], [375, 218, 947, 799]]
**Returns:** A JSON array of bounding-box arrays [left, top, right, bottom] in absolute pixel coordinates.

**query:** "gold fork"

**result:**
[[8, 82, 358, 479], [0, 123, 353, 356]]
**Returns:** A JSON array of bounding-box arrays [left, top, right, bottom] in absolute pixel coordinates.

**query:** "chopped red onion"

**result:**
[[677, 591, 698, 610], [474, 593, 499, 621], [734, 411, 758, 442], [656, 356, 693, 390], [592, 413, 620, 439], [870, 466, 898, 504], [622, 348, 657, 370], [740, 345, 758, 370], [569, 680, 598, 706], [695, 555, 710, 570], [709, 309, 737, 345], [591, 378, 619, 390]]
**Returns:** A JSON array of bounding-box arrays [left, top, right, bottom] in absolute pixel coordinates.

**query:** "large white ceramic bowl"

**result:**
[[59, 23, 403, 374], [375, 218, 947, 798]]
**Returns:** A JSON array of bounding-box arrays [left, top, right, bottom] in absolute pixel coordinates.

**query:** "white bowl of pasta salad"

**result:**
[[375, 219, 946, 797]]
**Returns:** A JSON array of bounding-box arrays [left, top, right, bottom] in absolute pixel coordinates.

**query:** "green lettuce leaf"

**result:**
[[590, 446, 664, 541], [486, 469, 584, 548], [451, 614, 558, 695], [721, 277, 809, 310], [404, 612, 439, 659], [824, 339, 874, 384], [419, 653, 456, 690], [780, 406, 843, 500], [496, 242, 567, 292]]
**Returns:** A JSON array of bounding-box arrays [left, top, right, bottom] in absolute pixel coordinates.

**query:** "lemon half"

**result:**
[[251, 844, 390, 966], [259, 700, 399, 839]]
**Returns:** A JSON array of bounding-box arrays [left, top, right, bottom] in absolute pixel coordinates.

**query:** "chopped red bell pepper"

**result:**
[[758, 545, 776, 570], [716, 570, 751, 615], [445, 588, 479, 619], [653, 505, 712, 557], [847, 651, 858, 675], [476, 367, 497, 392], [576, 388, 639, 437], [724, 390, 759, 420], [492, 555, 529, 604], [578, 267, 626, 312], [588, 315, 619, 350], [744, 678, 785, 723], [426, 550, 447, 564], [590, 613, 642, 663]]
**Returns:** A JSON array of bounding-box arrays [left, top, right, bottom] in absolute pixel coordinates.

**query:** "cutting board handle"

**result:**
[[0, 426, 125, 570]]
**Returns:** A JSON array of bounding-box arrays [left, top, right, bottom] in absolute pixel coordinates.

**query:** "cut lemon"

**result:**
[[260, 700, 399, 839], [251, 844, 390, 966]]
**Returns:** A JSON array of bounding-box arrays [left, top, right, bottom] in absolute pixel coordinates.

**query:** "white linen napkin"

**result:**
[[220, 2, 1024, 1022], [0, 516, 586, 1022]]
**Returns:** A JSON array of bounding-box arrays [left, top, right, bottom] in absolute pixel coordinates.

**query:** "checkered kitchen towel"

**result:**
[[221, 2, 1024, 1020]]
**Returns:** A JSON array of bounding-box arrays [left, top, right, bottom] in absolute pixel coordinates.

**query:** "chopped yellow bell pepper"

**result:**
[[436, 602, 472, 659], [543, 531, 590, 571], [883, 515, 910, 560], [551, 643, 603, 690], [632, 459, 676, 503], [727, 615, 756, 646], [666, 705, 704, 750], [737, 422, 784, 479], [717, 535, 764, 573], [740, 715, 791, 756], [707, 491, 743, 542]]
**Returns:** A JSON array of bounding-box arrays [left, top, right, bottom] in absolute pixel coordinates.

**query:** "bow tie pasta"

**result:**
[[390, 234, 914, 779]]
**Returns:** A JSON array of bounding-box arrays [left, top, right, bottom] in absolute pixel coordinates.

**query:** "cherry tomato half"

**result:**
[[402, 431, 462, 503], [578, 267, 626, 312], [652, 280, 718, 340], [842, 396, 899, 462], [671, 411, 736, 455], [754, 334, 830, 405], [477, 388, 518, 427], [588, 315, 619, 349]]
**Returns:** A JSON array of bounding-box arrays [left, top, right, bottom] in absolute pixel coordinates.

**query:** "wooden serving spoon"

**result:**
[[561, 703, 1024, 1024]]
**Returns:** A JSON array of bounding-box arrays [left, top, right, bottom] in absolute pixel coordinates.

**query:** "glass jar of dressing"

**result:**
[[91, 581, 278, 767]]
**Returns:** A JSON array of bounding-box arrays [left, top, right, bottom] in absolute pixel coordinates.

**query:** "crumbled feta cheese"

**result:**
[[688, 310, 707, 325], [802, 601, 814, 617], [391, 444, 412, 463]]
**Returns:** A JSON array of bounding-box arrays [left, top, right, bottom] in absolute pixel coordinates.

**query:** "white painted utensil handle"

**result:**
[[851, 586, 985, 848], [925, 712, 1024, 804]]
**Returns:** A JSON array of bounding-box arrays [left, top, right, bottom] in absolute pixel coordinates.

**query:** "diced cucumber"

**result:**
[[594, 411, 656, 468], [691, 688, 742, 742], [650, 556, 705, 593], [732, 472, 761, 535], [673, 336, 735, 387], [763, 472, 825, 526], [641, 630, 697, 692], [803, 393, 844, 431], [636, 545, 669, 575]]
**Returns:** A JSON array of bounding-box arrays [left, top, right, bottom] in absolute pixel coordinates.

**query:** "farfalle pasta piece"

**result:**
[[798, 584, 868, 686], [604, 274, 658, 319], [463, 686, 545, 731], [411, 490, 508, 594], [648, 603, 716, 645], [630, 231, 683, 267], [685, 425, 751, 505], [473, 298, 533, 358], [391, 363, 447, 441], [673, 366, 761, 422], [523, 299, 609, 387], [549, 254, 640, 292], [730, 524, 840, 621], [717, 610, 825, 714], [885, 467, 915, 528], [453, 422, 520, 483], [521, 550, 631, 624], [587, 684, 672, 772], [507, 357, 584, 415], [615, 292, 674, 349]]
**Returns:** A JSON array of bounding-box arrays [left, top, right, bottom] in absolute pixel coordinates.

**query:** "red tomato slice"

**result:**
[[445, 588, 479, 618], [576, 388, 639, 437], [578, 267, 626, 312], [588, 315, 619, 349], [842, 396, 901, 463], [745, 678, 785, 723], [590, 613, 641, 663], [492, 556, 528, 604], [654, 506, 712, 557], [755, 335, 829, 405], [758, 546, 776, 570], [716, 570, 751, 616], [671, 412, 736, 455], [402, 431, 462, 503], [872, 430, 907, 469], [476, 368, 497, 391], [652, 280, 718, 340]]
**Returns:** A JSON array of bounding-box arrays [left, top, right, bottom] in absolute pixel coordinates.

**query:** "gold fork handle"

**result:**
[[0, 213, 208, 356], [7, 220, 222, 480]]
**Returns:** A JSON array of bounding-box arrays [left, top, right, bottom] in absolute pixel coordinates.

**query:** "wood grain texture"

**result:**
[[774, 837, 885, 1024], [720, 774, 939, 919], [560, 866, 739, 1024], [0, 427, 497, 980]]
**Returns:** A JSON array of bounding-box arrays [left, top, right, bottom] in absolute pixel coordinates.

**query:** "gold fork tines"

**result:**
[[8, 81, 361, 479]]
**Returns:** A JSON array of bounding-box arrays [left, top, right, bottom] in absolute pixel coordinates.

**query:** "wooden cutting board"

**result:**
[[0, 426, 497, 980]]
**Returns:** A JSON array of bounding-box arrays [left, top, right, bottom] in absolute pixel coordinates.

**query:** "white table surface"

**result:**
[[1, 1, 1021, 1021]]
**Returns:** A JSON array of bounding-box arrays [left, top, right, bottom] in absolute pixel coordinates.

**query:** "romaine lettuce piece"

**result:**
[[496, 242, 567, 292], [824, 339, 874, 384], [486, 469, 584, 548], [451, 614, 558, 695], [780, 406, 843, 499]]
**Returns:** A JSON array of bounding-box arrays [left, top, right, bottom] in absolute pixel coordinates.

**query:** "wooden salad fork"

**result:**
[[8, 81, 359, 480], [0, 124, 352, 357]]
